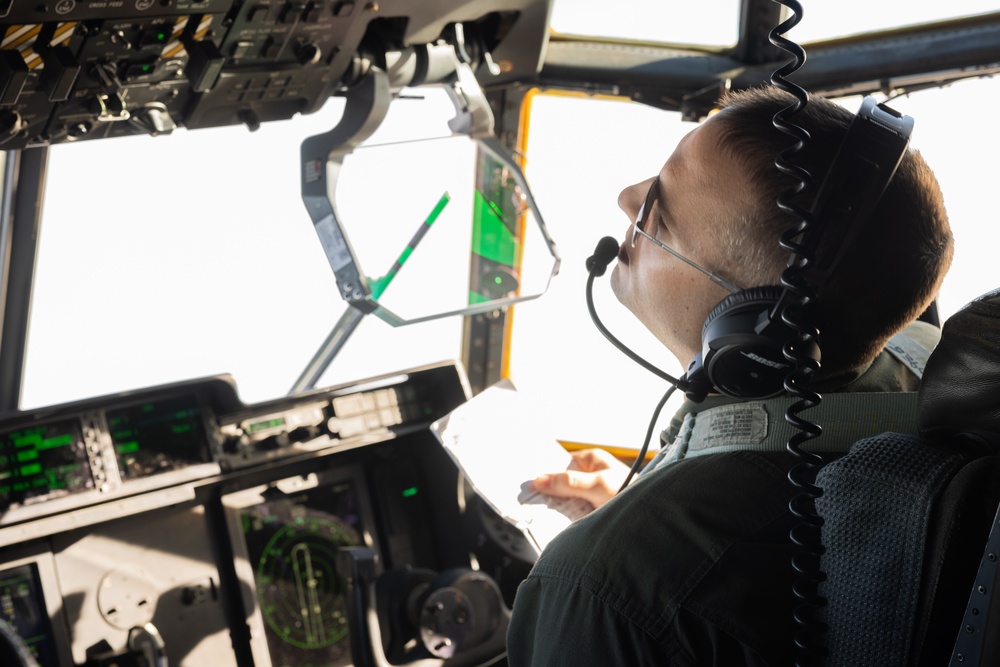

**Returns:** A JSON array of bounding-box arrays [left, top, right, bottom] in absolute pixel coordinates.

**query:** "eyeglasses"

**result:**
[[631, 179, 741, 294]]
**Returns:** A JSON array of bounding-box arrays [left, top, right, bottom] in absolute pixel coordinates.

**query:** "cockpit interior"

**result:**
[[0, 0, 998, 665]]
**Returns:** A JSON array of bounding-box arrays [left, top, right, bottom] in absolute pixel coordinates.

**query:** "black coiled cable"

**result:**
[[768, 2, 828, 664]]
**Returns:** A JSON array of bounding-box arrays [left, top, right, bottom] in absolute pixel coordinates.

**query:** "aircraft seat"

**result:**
[[815, 286, 1000, 666]]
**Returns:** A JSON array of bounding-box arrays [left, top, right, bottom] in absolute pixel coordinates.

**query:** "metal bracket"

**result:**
[[301, 66, 392, 313], [293, 43, 560, 393]]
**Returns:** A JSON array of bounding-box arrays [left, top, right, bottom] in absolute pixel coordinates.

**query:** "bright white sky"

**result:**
[[550, 0, 1000, 46], [18, 6, 1000, 451]]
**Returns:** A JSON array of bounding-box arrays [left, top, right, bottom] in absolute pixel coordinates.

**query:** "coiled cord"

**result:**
[[768, 2, 828, 664]]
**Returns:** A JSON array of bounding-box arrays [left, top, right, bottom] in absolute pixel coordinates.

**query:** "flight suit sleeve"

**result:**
[[506, 570, 675, 667]]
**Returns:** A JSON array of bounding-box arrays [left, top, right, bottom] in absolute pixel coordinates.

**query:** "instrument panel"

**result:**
[[0, 0, 550, 150], [0, 1, 549, 662], [0, 361, 529, 666], [0, 380, 225, 529]]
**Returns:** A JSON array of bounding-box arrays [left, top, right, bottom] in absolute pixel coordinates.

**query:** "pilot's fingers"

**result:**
[[533, 470, 618, 509], [569, 448, 628, 473]]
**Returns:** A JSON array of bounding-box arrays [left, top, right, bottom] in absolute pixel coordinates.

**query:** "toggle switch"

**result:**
[[0, 50, 28, 106]]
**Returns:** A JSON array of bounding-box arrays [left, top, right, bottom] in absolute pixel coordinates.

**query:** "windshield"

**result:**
[[23, 92, 469, 408]]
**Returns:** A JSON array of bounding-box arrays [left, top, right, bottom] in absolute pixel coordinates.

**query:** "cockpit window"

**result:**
[[22, 89, 469, 409], [786, 0, 1000, 42], [549, 0, 740, 47], [549, 0, 999, 47]]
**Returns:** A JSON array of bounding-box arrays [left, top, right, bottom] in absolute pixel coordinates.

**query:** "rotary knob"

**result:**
[[296, 42, 322, 65]]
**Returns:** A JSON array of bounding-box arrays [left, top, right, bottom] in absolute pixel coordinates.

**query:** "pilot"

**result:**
[[505, 85, 953, 665]]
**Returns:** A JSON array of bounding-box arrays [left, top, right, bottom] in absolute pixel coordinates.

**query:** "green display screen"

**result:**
[[0, 419, 93, 509], [107, 396, 212, 481]]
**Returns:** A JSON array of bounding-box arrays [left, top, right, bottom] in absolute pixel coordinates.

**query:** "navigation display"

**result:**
[[106, 395, 212, 481], [0, 419, 93, 510], [239, 480, 364, 667]]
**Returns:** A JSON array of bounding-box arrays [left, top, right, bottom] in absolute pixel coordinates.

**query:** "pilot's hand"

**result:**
[[532, 448, 630, 510]]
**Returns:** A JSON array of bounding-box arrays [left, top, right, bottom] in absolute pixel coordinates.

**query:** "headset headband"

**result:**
[[685, 95, 914, 402]]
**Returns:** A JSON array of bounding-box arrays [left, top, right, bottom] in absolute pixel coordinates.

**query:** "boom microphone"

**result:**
[[585, 237, 688, 388], [585, 236, 620, 276]]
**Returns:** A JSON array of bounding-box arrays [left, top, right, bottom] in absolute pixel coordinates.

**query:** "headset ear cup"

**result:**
[[702, 286, 785, 336], [700, 286, 792, 400]]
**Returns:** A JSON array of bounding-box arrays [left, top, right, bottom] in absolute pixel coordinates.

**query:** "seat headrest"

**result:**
[[918, 287, 1000, 446]]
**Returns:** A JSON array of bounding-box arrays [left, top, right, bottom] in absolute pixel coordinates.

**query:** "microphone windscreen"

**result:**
[[586, 236, 620, 276]]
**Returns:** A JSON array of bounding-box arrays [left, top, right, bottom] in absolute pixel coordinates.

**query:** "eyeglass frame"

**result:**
[[630, 179, 742, 294]]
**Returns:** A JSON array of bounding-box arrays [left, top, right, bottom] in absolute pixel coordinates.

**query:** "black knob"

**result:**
[[296, 42, 321, 65], [222, 433, 249, 454], [259, 432, 290, 450], [0, 110, 21, 139]]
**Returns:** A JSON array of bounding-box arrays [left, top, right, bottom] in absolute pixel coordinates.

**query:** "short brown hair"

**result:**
[[710, 85, 953, 374]]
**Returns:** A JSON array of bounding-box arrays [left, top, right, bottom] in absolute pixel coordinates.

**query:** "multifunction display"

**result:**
[[240, 479, 365, 667], [0, 419, 93, 510], [107, 396, 213, 481]]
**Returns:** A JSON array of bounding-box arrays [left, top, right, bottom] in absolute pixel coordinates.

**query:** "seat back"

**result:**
[[915, 454, 1000, 667], [815, 287, 1000, 666], [816, 433, 968, 665]]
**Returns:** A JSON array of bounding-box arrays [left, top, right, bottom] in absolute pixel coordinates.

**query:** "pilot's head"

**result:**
[[612, 85, 953, 379]]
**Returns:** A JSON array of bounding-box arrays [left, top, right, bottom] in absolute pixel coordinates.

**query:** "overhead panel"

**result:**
[[0, 0, 553, 150]]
